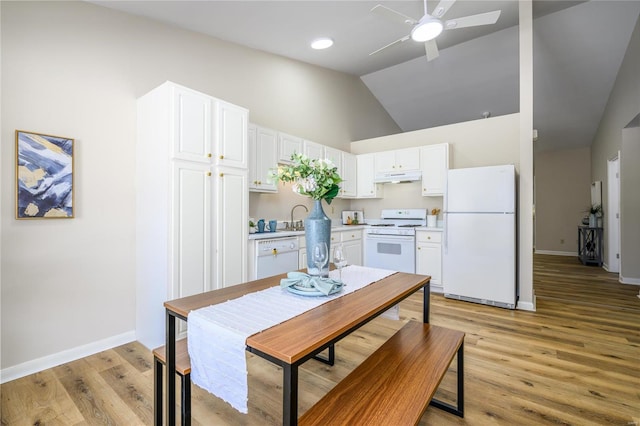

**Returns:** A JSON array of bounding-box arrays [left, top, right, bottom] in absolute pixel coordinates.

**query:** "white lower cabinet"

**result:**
[[340, 230, 363, 266], [298, 235, 307, 269], [298, 229, 363, 270], [330, 229, 363, 267], [416, 231, 442, 292]]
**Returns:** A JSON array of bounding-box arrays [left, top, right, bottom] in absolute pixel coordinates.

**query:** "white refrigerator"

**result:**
[[443, 165, 517, 309]]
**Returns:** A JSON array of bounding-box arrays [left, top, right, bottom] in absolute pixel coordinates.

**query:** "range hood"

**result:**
[[374, 170, 422, 184]]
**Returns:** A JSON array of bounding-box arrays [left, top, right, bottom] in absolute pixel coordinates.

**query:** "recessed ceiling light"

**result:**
[[311, 38, 333, 50]]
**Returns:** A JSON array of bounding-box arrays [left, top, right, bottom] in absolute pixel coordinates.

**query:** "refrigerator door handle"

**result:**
[[443, 213, 448, 254]]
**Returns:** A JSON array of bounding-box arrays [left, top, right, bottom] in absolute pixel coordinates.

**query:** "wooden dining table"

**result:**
[[163, 269, 431, 426]]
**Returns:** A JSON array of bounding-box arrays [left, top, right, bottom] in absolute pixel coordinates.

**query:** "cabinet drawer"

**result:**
[[417, 231, 442, 243], [341, 230, 362, 242], [330, 232, 340, 244]]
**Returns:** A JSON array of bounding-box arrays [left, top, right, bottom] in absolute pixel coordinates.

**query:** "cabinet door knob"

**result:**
[[220, 173, 224, 177], [219, 155, 224, 160], [207, 172, 212, 176], [207, 153, 212, 158], [427, 236, 431, 240], [418, 247, 421, 250]]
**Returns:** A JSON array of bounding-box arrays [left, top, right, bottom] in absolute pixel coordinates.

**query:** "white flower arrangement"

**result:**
[[273, 153, 342, 204]]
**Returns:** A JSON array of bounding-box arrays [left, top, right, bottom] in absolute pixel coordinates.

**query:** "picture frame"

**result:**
[[16, 130, 75, 219]]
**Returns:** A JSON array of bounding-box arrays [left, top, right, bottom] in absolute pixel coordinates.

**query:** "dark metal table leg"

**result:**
[[182, 373, 191, 426], [282, 364, 299, 426], [423, 282, 430, 323], [457, 341, 465, 417], [154, 356, 163, 426], [166, 310, 177, 426], [312, 344, 335, 365]]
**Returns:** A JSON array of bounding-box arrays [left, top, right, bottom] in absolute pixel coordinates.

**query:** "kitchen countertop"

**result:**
[[415, 226, 444, 232], [249, 225, 367, 240]]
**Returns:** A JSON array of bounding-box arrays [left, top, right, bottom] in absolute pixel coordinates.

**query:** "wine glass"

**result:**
[[312, 242, 328, 277], [333, 245, 347, 281]]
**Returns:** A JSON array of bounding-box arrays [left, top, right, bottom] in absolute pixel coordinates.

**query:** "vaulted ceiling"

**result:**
[[92, 1, 640, 151]]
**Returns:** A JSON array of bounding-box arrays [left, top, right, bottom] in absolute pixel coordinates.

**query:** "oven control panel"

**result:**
[[366, 227, 416, 236]]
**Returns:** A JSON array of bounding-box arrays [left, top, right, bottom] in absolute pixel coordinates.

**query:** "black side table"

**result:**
[[578, 226, 603, 266]]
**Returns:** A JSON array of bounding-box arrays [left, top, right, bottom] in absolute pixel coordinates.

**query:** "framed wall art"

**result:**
[[16, 130, 75, 219]]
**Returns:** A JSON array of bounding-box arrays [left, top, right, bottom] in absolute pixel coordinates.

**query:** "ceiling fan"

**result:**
[[370, 0, 501, 61]]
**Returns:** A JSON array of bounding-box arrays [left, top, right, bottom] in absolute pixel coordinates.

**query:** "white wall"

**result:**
[[534, 148, 592, 255], [0, 1, 399, 378], [591, 16, 640, 283]]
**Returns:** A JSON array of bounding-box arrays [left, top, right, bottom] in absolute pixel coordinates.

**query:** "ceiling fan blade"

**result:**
[[424, 39, 440, 61], [445, 10, 501, 30], [432, 0, 456, 19], [371, 4, 417, 26], [369, 35, 411, 56]]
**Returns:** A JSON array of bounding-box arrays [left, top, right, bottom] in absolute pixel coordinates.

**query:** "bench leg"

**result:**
[[181, 373, 191, 426], [430, 341, 464, 418], [312, 344, 335, 366], [154, 356, 163, 426]]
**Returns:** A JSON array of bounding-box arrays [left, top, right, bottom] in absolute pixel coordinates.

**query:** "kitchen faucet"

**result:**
[[290, 204, 308, 231]]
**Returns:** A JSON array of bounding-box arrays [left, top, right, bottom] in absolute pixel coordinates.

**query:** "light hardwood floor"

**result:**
[[2, 254, 639, 425]]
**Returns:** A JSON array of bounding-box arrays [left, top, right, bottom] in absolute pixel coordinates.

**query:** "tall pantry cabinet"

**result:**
[[136, 82, 248, 349]]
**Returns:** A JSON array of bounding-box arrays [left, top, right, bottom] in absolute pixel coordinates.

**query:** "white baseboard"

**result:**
[[534, 250, 577, 256], [620, 275, 640, 285], [1, 330, 136, 384], [517, 296, 536, 311]]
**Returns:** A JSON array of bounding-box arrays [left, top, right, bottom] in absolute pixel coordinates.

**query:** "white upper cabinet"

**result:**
[[340, 152, 357, 198], [324, 146, 342, 172], [356, 153, 383, 198], [278, 132, 303, 164], [420, 143, 449, 196], [248, 124, 278, 192], [215, 101, 248, 169], [374, 147, 420, 173], [304, 140, 324, 160], [172, 86, 212, 163]]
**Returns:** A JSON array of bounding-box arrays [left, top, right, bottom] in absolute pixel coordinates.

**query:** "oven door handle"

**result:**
[[365, 234, 415, 241]]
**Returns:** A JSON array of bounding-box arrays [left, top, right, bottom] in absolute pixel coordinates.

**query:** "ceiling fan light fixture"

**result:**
[[311, 37, 334, 50], [411, 16, 443, 42]]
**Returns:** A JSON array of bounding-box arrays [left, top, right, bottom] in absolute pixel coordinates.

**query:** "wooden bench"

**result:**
[[299, 321, 465, 425], [153, 339, 191, 426]]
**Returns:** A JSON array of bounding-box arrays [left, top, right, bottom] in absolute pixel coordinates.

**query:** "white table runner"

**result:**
[[187, 265, 396, 413]]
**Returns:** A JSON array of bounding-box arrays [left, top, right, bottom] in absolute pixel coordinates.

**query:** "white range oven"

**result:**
[[364, 209, 427, 274]]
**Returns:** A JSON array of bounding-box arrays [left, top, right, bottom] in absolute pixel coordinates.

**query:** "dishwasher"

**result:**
[[255, 237, 299, 279]]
